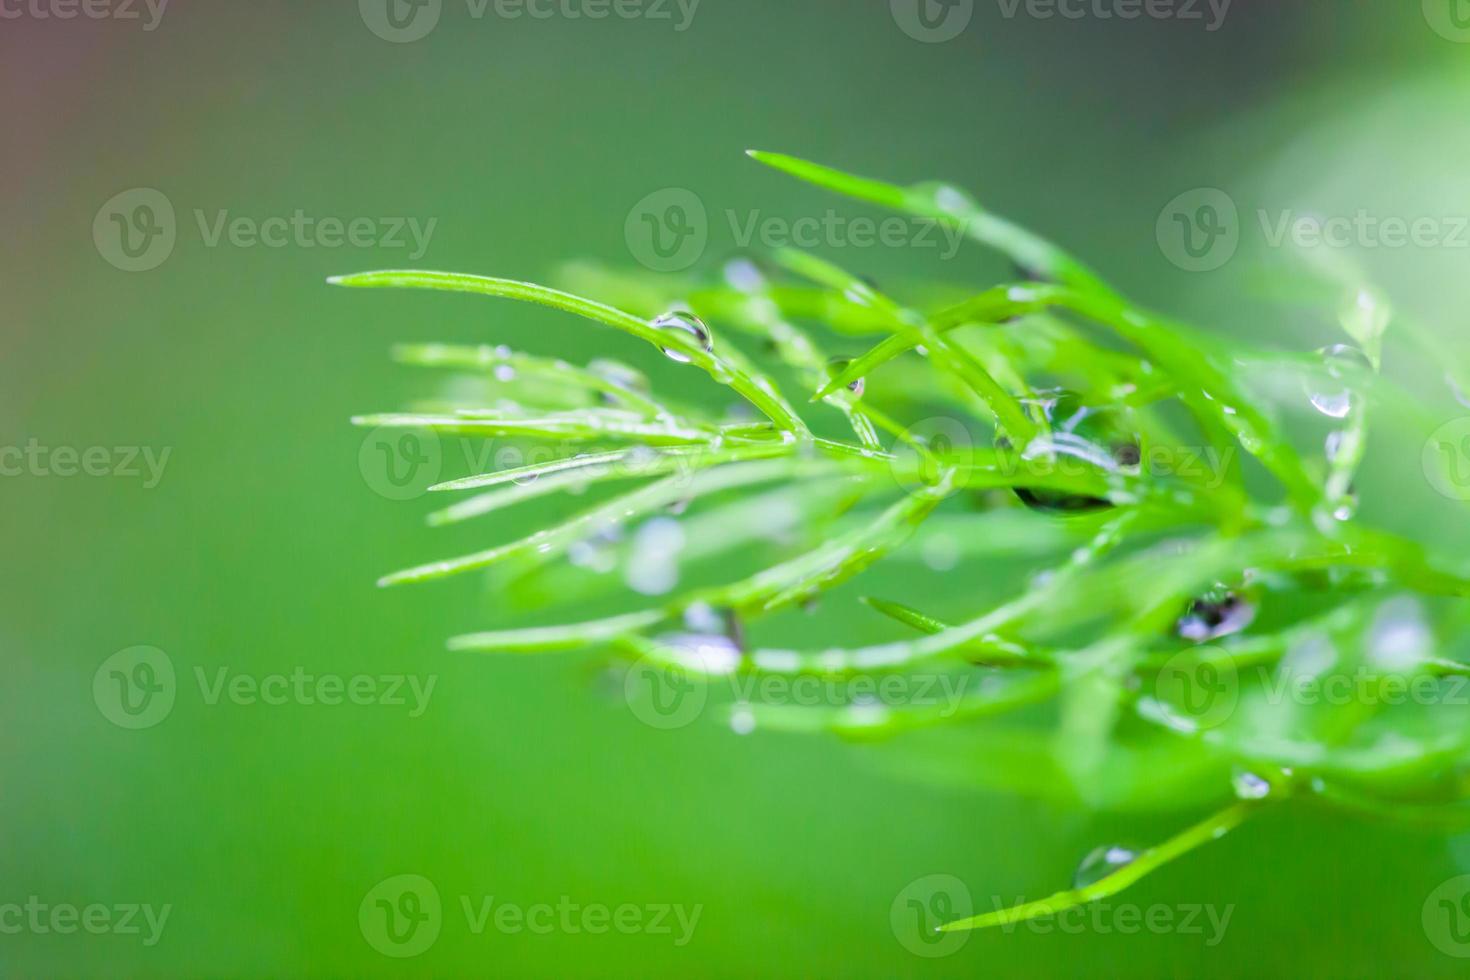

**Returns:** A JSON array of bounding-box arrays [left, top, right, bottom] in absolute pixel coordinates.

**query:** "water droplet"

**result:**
[[568, 525, 621, 575], [1177, 586, 1256, 642], [1324, 430, 1344, 462], [730, 706, 757, 735], [1307, 344, 1372, 419], [653, 311, 713, 364], [493, 364, 517, 383], [1073, 845, 1139, 889], [996, 390, 1138, 513], [723, 257, 766, 294], [589, 358, 650, 398], [1231, 768, 1272, 800], [1367, 596, 1431, 671], [624, 517, 685, 597], [678, 602, 746, 654], [824, 357, 866, 398], [653, 631, 742, 675], [928, 183, 975, 217], [920, 535, 961, 572]]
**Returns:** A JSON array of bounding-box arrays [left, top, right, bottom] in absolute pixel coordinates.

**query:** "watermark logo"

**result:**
[[360, 0, 442, 42], [361, 0, 698, 40], [0, 898, 172, 946], [0, 440, 171, 487], [1424, 874, 1470, 957], [94, 188, 176, 273], [360, 875, 442, 958], [93, 189, 437, 272], [1161, 189, 1470, 271], [0, 0, 169, 30], [359, 875, 700, 955], [359, 425, 443, 500], [624, 189, 970, 271], [984, 897, 1233, 942], [624, 657, 709, 730], [891, 0, 974, 42], [1157, 188, 1238, 272], [93, 646, 176, 730], [1424, 0, 1470, 42], [1423, 418, 1470, 502], [94, 649, 437, 726], [996, 0, 1231, 30], [461, 895, 701, 943], [1155, 647, 1237, 730], [625, 188, 707, 273], [891, 874, 972, 957]]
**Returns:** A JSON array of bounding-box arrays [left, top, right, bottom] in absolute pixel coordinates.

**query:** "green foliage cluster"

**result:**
[[335, 152, 1470, 930]]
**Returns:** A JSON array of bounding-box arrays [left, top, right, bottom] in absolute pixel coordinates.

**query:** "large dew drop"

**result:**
[[996, 390, 1140, 513], [651, 602, 745, 675], [1307, 344, 1372, 419], [652, 311, 713, 364], [1073, 845, 1139, 889], [1231, 768, 1272, 800], [1177, 586, 1256, 642]]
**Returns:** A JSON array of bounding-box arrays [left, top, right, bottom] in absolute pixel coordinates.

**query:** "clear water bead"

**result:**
[[1073, 845, 1139, 889], [996, 389, 1140, 513], [1307, 344, 1372, 419], [1231, 768, 1272, 800], [1177, 586, 1256, 642], [824, 357, 866, 398], [653, 311, 713, 364]]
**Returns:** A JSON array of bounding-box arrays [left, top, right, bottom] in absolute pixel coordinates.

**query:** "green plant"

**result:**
[[333, 152, 1470, 933]]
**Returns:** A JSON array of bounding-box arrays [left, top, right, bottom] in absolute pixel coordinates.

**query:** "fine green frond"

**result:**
[[939, 802, 1258, 932], [338, 149, 1470, 929]]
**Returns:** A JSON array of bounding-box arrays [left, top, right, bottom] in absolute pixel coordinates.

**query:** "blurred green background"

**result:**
[[6, 1, 1470, 975]]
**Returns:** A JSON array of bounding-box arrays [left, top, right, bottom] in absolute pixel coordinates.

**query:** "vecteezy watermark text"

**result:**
[[358, 875, 700, 958], [93, 647, 438, 730], [890, 0, 1230, 43], [625, 654, 973, 731], [359, 0, 700, 43], [0, 0, 168, 29], [625, 188, 970, 272], [93, 188, 437, 272], [1157, 188, 1470, 272], [0, 898, 171, 947], [1, 440, 170, 488], [889, 874, 1232, 957]]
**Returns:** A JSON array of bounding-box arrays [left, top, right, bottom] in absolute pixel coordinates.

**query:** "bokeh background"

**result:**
[[6, 1, 1470, 975]]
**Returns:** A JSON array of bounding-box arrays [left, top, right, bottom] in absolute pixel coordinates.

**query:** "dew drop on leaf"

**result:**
[[1177, 586, 1256, 642], [1231, 768, 1272, 800], [1307, 344, 1371, 419], [824, 357, 865, 398], [996, 390, 1139, 513], [722, 257, 766, 294], [653, 311, 713, 364], [1073, 845, 1139, 889]]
